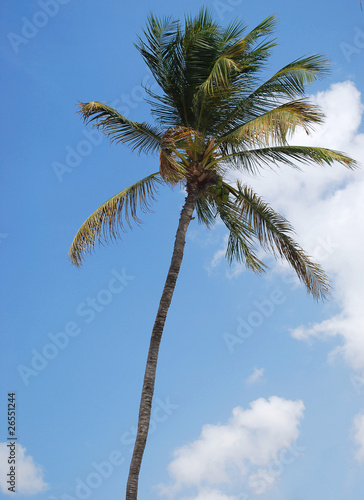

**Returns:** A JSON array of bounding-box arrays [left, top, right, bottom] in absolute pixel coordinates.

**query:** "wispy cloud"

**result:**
[[353, 412, 364, 462], [245, 367, 265, 386]]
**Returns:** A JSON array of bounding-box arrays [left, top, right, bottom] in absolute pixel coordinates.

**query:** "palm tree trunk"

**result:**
[[126, 184, 199, 500]]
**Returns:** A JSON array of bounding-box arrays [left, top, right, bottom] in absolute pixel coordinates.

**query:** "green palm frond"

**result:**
[[197, 16, 275, 94], [145, 91, 183, 128], [185, 6, 214, 31], [136, 9, 219, 127], [199, 54, 242, 95], [221, 18, 247, 44], [199, 15, 277, 96], [69, 173, 162, 267], [215, 55, 330, 137], [137, 11, 279, 132], [135, 14, 180, 91], [218, 100, 323, 146], [195, 194, 218, 227], [232, 183, 330, 300], [217, 201, 267, 273], [193, 15, 277, 131], [78, 102, 162, 154], [242, 14, 277, 48], [232, 15, 277, 76], [219, 145, 357, 173], [259, 55, 331, 97]]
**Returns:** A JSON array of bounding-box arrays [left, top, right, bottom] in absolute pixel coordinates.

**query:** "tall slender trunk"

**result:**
[[126, 184, 199, 500]]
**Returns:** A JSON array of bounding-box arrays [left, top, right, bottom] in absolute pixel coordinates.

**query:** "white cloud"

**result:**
[[226, 80, 364, 376], [245, 367, 265, 386], [181, 488, 238, 500], [158, 397, 304, 498], [353, 412, 364, 462], [210, 237, 228, 269], [0, 443, 48, 495]]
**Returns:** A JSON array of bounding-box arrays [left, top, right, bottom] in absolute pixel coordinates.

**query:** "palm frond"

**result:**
[[195, 194, 218, 227], [219, 100, 323, 146], [199, 54, 242, 95], [69, 173, 162, 267], [214, 55, 330, 137], [193, 15, 277, 131], [184, 6, 215, 33], [159, 150, 187, 183], [251, 55, 331, 101], [145, 89, 183, 128], [233, 183, 330, 300], [229, 15, 277, 79], [197, 16, 270, 94], [135, 14, 180, 91], [217, 201, 267, 273], [78, 102, 162, 155], [221, 18, 247, 44], [219, 145, 358, 173], [242, 14, 277, 48]]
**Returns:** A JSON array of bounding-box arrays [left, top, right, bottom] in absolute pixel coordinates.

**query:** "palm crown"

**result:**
[[69, 10, 357, 500], [70, 10, 355, 300]]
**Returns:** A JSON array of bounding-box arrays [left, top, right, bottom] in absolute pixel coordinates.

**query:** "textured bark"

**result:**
[[126, 184, 199, 500]]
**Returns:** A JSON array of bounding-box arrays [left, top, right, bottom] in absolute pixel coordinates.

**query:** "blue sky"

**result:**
[[1, 1, 364, 499]]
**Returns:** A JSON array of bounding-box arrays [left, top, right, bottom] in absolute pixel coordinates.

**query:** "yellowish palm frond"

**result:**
[[217, 145, 358, 174], [69, 173, 162, 267], [219, 100, 324, 147]]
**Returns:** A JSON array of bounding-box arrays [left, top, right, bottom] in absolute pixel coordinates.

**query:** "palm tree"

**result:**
[[69, 9, 356, 500]]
